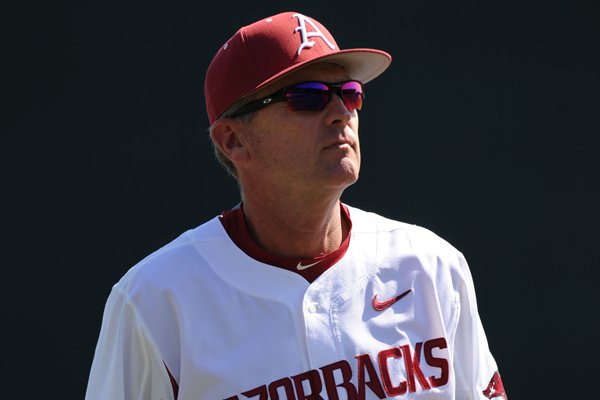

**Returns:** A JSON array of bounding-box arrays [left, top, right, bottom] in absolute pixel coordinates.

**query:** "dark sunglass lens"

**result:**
[[286, 92, 330, 111], [286, 82, 330, 111], [294, 82, 330, 91], [283, 81, 364, 112]]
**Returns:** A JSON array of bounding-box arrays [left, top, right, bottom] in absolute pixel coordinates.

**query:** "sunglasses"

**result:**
[[226, 80, 365, 118]]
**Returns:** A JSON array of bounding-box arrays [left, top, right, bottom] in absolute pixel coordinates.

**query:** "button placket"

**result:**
[[307, 302, 320, 313], [302, 288, 339, 367]]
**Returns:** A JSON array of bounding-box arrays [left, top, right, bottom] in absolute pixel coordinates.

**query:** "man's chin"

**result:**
[[326, 164, 360, 190]]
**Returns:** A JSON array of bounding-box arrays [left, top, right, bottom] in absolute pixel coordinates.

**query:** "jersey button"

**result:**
[[307, 302, 320, 313]]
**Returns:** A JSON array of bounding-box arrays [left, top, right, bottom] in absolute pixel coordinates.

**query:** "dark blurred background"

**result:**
[[2, 0, 599, 398]]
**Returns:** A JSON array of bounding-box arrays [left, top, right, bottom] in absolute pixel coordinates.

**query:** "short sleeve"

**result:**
[[85, 287, 175, 400], [453, 256, 508, 400]]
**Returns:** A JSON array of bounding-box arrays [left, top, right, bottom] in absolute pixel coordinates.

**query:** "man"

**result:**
[[86, 11, 507, 400]]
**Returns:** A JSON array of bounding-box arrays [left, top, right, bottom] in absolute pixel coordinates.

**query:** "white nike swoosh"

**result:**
[[296, 260, 322, 271]]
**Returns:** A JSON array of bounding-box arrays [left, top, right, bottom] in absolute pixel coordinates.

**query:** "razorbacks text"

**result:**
[[225, 337, 449, 399]]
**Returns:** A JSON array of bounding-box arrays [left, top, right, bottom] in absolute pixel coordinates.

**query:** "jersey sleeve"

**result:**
[[85, 286, 175, 400], [452, 255, 508, 400]]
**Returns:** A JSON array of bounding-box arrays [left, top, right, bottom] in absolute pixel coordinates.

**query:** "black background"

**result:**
[[2, 0, 599, 398]]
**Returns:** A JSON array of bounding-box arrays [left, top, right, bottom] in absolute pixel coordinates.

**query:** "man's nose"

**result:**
[[324, 92, 353, 126]]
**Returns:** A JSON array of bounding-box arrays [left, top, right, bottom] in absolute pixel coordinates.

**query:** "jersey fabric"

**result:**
[[85, 205, 505, 400]]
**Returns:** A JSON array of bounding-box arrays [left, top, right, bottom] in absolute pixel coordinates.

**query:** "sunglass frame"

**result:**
[[225, 80, 365, 118]]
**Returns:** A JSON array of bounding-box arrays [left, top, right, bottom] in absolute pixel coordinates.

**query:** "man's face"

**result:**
[[237, 63, 361, 197]]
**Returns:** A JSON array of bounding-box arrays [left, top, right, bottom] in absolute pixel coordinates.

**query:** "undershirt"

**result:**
[[219, 203, 352, 283]]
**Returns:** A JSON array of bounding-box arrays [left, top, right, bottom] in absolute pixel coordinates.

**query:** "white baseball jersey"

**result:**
[[85, 205, 506, 399]]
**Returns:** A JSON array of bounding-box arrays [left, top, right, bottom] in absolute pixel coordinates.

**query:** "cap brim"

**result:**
[[250, 48, 392, 96]]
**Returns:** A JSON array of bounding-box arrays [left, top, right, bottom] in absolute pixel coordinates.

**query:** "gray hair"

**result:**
[[208, 99, 257, 181]]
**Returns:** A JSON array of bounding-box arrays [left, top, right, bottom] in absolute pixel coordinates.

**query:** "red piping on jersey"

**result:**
[[165, 364, 179, 399], [219, 202, 352, 283]]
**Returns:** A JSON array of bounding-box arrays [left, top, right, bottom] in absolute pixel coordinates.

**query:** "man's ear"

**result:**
[[210, 119, 249, 163]]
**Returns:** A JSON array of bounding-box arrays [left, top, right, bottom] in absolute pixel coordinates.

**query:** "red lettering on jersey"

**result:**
[[292, 369, 324, 399], [400, 343, 431, 392], [242, 385, 268, 400], [424, 337, 449, 387], [320, 360, 357, 400], [227, 337, 451, 400], [268, 378, 296, 400], [377, 347, 407, 397], [355, 354, 385, 399]]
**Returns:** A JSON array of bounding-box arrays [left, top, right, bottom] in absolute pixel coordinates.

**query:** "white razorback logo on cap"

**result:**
[[292, 13, 336, 55]]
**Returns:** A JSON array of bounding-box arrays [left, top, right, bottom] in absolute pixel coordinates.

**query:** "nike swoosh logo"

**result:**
[[296, 260, 322, 271], [372, 289, 412, 311]]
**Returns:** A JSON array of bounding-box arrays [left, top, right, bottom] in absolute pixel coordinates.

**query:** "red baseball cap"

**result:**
[[204, 11, 392, 124]]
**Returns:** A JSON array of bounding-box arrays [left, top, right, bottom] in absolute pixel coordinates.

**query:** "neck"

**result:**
[[241, 190, 347, 259]]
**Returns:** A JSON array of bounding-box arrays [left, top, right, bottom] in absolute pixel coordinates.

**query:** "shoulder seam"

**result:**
[[111, 286, 173, 383]]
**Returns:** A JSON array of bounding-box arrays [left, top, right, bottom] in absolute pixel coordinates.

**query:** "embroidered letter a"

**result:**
[[292, 13, 336, 55]]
